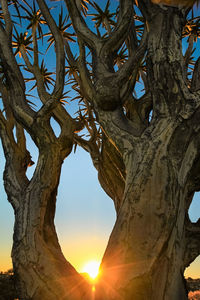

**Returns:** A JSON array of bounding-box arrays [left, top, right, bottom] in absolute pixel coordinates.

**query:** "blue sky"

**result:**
[[0, 0, 200, 279]]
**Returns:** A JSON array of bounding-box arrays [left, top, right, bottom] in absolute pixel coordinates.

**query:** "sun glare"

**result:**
[[81, 261, 100, 279]]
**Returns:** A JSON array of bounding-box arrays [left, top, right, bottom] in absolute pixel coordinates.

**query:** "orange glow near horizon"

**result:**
[[81, 260, 100, 280]]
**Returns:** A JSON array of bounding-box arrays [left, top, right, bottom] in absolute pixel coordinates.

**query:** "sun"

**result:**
[[81, 260, 100, 280]]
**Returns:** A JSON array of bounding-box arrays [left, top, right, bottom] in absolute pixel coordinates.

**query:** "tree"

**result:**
[[0, 1, 89, 299], [0, 0, 200, 299]]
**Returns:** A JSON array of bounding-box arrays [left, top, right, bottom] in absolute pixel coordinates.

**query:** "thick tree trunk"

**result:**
[[98, 121, 188, 299], [4, 145, 90, 300], [12, 192, 88, 300], [90, 7, 200, 299]]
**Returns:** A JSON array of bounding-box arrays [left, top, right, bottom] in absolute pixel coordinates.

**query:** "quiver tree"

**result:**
[[66, 0, 200, 299], [0, 0, 91, 299], [0, 0, 200, 300]]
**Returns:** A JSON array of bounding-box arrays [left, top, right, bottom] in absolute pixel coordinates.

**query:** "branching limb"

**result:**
[[19, 44, 52, 104], [0, 108, 32, 210], [126, 17, 139, 56], [32, 24, 39, 66], [36, 96, 59, 120], [77, 39, 94, 100], [116, 27, 147, 86], [19, 37, 78, 137], [65, 0, 99, 49], [101, 0, 134, 55], [0, 114, 21, 211], [64, 40, 77, 69], [0, 24, 25, 90], [37, 0, 65, 99], [20, 46, 34, 72], [19, 45, 51, 102], [0, 0, 12, 43], [20, 37, 81, 141], [0, 81, 15, 130], [0, 25, 35, 128]]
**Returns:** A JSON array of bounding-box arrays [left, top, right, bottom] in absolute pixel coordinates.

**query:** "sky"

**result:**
[[0, 0, 200, 280]]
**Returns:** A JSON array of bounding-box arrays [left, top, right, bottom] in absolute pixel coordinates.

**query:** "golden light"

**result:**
[[81, 260, 100, 280]]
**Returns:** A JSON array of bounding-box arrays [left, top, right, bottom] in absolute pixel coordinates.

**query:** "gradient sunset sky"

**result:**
[[0, 0, 200, 280]]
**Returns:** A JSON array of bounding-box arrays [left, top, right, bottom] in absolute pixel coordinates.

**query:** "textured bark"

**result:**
[[91, 7, 200, 300], [0, 2, 90, 297], [3, 138, 90, 299], [1, 1, 200, 299], [97, 135, 126, 213], [98, 119, 188, 299]]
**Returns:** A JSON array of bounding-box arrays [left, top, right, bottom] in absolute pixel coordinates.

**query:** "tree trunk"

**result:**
[[89, 7, 200, 299], [4, 144, 89, 300], [98, 120, 189, 299]]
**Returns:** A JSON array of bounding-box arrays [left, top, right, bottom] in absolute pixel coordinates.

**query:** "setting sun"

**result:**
[[81, 261, 100, 279]]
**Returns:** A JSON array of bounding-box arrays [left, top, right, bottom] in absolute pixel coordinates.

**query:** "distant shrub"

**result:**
[[188, 290, 200, 300], [0, 274, 18, 300]]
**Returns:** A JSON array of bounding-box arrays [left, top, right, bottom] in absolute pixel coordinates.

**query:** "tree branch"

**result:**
[[0, 110, 32, 210], [20, 46, 34, 72], [36, 96, 59, 120], [64, 40, 77, 68], [37, 0, 65, 99], [77, 39, 94, 100], [20, 42, 81, 143], [0, 0, 12, 43], [126, 16, 139, 56], [0, 24, 25, 90], [65, 0, 100, 49], [101, 0, 134, 55], [116, 27, 147, 86], [32, 24, 39, 66], [0, 25, 36, 128]]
